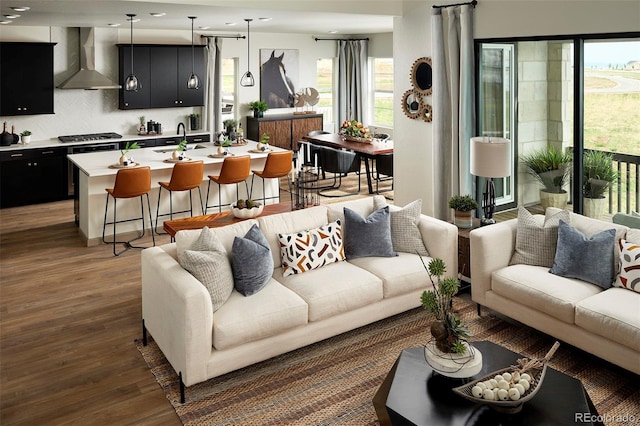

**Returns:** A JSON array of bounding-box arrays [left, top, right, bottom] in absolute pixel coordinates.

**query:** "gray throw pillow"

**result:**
[[343, 206, 397, 259], [550, 220, 615, 289], [232, 224, 274, 296], [373, 198, 429, 256], [510, 206, 570, 268], [179, 227, 234, 312]]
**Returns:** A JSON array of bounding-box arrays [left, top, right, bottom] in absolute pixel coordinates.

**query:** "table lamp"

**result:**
[[470, 136, 511, 226]]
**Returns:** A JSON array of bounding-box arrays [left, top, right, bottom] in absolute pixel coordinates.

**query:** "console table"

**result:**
[[246, 113, 323, 151]]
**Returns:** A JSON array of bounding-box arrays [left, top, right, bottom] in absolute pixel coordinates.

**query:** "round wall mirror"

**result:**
[[411, 57, 433, 95], [402, 89, 423, 120]]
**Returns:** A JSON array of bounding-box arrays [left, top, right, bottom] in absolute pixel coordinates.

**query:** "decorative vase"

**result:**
[[424, 341, 483, 378], [583, 197, 606, 219], [119, 155, 128, 165], [189, 116, 200, 131], [539, 190, 568, 211], [253, 110, 264, 118], [454, 210, 473, 228], [21, 135, 31, 144]]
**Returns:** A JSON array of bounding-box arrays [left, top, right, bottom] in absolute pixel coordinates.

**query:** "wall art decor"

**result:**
[[260, 49, 299, 109]]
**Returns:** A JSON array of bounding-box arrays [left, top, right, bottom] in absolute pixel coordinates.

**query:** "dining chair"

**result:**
[[316, 146, 361, 197]]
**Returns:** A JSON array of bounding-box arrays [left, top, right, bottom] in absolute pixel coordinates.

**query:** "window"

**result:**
[[316, 58, 334, 130], [221, 58, 236, 118], [371, 58, 394, 128]]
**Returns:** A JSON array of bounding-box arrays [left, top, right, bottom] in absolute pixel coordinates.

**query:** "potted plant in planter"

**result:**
[[521, 146, 572, 210], [171, 139, 188, 160], [189, 113, 200, 131], [583, 149, 617, 219], [449, 194, 478, 229], [119, 141, 140, 165], [248, 100, 268, 118], [20, 130, 31, 144], [420, 257, 481, 377], [256, 132, 270, 151], [223, 119, 238, 140]]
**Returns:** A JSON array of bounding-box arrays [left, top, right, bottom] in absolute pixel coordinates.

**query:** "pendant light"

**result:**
[[124, 14, 141, 91], [187, 16, 200, 89], [240, 18, 254, 87]]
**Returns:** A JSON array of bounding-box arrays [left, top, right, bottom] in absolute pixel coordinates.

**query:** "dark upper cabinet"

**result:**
[[0, 42, 55, 116], [118, 45, 151, 110], [118, 44, 204, 110]]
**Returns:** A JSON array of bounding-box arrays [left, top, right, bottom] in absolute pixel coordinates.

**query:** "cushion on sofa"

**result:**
[[258, 205, 329, 268], [575, 288, 640, 352], [212, 279, 309, 350], [232, 224, 274, 296], [272, 261, 383, 322], [326, 195, 383, 226], [550, 220, 616, 289], [509, 206, 570, 267], [373, 198, 429, 256], [613, 239, 640, 293], [278, 220, 345, 277], [627, 228, 640, 244], [179, 227, 234, 312], [349, 252, 433, 298], [492, 264, 602, 324], [343, 206, 397, 259], [175, 219, 258, 263]]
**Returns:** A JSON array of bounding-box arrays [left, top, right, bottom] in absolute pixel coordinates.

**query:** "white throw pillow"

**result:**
[[373, 198, 429, 256], [613, 239, 640, 293], [510, 206, 570, 268]]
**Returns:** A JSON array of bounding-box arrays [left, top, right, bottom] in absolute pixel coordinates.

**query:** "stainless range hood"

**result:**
[[58, 28, 121, 90]]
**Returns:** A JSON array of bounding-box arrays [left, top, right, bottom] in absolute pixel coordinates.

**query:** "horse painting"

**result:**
[[260, 50, 297, 108]]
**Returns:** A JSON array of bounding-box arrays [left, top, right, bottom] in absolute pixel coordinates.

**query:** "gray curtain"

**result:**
[[337, 40, 368, 123], [432, 5, 475, 220], [204, 37, 222, 135]]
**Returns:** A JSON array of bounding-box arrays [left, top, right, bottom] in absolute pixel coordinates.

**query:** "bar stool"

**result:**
[[250, 151, 293, 205], [154, 160, 204, 235], [205, 156, 251, 213], [102, 166, 155, 256]]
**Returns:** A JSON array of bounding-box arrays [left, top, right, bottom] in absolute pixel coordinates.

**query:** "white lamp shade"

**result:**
[[470, 136, 511, 178]]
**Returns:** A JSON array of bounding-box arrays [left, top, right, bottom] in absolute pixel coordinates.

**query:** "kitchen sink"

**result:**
[[154, 144, 208, 154]]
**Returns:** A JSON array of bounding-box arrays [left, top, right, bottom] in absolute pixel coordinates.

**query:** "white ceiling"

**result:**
[[0, 0, 399, 35]]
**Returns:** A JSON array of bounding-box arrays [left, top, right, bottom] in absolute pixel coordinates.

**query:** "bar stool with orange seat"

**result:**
[[154, 160, 204, 234], [250, 150, 293, 205], [205, 155, 251, 213], [102, 166, 155, 256]]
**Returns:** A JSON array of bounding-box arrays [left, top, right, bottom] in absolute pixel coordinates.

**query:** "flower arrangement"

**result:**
[[340, 119, 371, 139]]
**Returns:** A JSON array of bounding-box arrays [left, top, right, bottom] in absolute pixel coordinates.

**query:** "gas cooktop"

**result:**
[[58, 132, 122, 143]]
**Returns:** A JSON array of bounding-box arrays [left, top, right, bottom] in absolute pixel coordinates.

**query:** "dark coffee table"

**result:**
[[373, 341, 601, 426]]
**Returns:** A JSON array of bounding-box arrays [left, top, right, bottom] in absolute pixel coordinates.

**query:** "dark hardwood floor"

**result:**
[[0, 199, 180, 425]]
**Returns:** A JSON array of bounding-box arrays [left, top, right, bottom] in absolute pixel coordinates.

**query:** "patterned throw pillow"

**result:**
[[614, 239, 640, 293], [549, 220, 615, 289], [509, 206, 570, 267], [278, 220, 345, 277], [373, 198, 429, 256], [179, 227, 234, 312]]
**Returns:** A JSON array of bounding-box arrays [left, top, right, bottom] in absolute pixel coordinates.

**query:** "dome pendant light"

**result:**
[[124, 14, 141, 92], [187, 16, 200, 89], [240, 18, 254, 87]]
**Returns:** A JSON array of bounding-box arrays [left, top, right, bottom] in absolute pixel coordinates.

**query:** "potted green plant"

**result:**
[[189, 113, 200, 131], [223, 119, 238, 140], [138, 116, 146, 133], [520, 146, 572, 210], [449, 194, 478, 229], [248, 100, 269, 118], [20, 130, 31, 144], [171, 139, 188, 160], [583, 149, 617, 219], [257, 132, 270, 151], [119, 141, 139, 165]]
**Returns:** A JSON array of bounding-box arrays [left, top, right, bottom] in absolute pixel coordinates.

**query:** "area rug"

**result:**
[[136, 298, 639, 425]]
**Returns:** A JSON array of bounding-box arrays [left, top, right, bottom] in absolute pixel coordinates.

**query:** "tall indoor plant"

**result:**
[[583, 149, 617, 219], [521, 146, 572, 210]]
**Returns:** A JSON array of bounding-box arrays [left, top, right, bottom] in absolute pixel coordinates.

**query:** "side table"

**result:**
[[456, 218, 481, 286]]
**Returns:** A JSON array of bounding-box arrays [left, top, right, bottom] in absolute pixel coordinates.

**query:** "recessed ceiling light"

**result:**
[[199, 26, 210, 30], [108, 23, 121, 27], [129, 18, 141, 23], [225, 22, 237, 26], [4, 14, 20, 19], [0, 20, 12, 24], [258, 17, 271, 22], [150, 12, 165, 17], [328, 30, 338, 34], [10, 6, 29, 12]]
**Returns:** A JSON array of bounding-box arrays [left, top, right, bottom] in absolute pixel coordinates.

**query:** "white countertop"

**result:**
[[0, 131, 211, 152], [67, 140, 282, 177]]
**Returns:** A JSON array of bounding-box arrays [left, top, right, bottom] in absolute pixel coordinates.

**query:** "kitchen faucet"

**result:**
[[177, 122, 186, 141]]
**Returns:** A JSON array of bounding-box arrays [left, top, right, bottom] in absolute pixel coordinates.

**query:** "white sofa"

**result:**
[[141, 196, 458, 400], [470, 208, 640, 374]]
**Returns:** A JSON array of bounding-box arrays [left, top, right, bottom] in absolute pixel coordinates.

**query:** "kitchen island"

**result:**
[[68, 141, 285, 246]]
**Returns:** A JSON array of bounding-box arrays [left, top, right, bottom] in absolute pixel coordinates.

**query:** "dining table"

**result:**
[[301, 133, 393, 194]]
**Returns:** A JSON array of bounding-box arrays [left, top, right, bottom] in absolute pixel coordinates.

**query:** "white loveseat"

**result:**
[[141, 196, 458, 399], [470, 208, 640, 374]]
